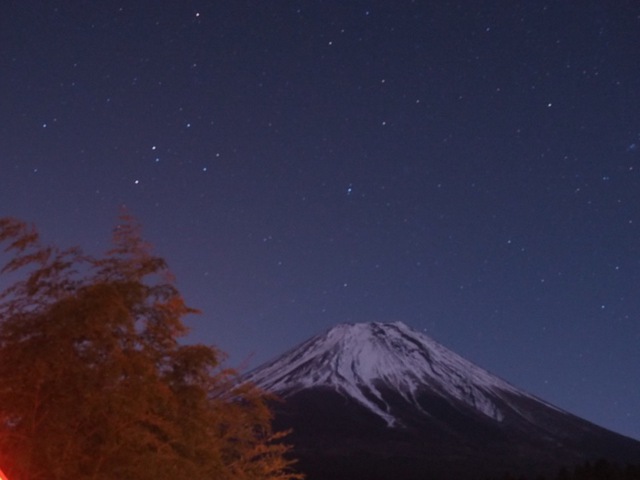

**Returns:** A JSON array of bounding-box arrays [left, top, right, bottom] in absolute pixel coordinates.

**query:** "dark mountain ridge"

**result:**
[[244, 322, 640, 480]]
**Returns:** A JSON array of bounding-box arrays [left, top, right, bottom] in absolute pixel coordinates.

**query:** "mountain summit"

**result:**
[[246, 321, 555, 427], [245, 322, 640, 480]]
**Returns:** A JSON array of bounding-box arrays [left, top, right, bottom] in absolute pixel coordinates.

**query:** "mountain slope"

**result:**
[[245, 322, 640, 480], [247, 321, 558, 426]]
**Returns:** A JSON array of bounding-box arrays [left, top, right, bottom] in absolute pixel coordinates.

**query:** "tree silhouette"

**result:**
[[0, 215, 302, 480]]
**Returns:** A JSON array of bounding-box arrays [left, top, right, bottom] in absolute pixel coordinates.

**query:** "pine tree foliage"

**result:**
[[0, 216, 303, 480], [494, 459, 640, 480]]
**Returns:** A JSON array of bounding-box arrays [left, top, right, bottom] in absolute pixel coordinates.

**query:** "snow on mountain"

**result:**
[[244, 321, 558, 427], [244, 321, 640, 480]]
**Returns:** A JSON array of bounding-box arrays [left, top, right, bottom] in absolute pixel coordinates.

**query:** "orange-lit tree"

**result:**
[[0, 216, 301, 480]]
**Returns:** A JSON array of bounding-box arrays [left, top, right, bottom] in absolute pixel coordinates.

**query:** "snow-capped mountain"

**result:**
[[245, 321, 557, 427], [245, 322, 640, 480]]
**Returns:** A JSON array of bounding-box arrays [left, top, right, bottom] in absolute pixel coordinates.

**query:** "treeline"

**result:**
[[496, 460, 640, 480]]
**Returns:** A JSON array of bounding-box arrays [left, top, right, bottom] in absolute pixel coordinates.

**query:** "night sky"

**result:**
[[2, 2, 639, 440]]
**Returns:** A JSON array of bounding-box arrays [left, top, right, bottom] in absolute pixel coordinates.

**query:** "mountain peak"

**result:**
[[244, 322, 640, 480], [245, 321, 547, 426]]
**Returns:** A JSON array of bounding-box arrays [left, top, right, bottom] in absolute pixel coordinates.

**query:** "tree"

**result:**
[[0, 216, 302, 480]]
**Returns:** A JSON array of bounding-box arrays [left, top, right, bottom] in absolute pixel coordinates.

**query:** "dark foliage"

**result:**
[[494, 459, 640, 480]]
